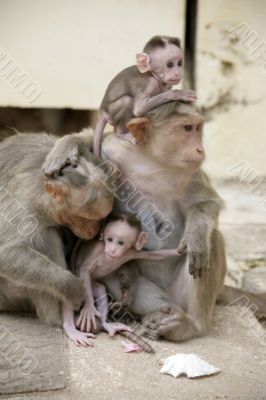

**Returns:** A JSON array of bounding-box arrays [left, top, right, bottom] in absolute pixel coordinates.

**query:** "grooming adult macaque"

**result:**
[[0, 130, 114, 327], [42, 102, 266, 342], [63, 213, 179, 347], [92, 35, 197, 157]]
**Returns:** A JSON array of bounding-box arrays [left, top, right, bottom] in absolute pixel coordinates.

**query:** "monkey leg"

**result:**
[[30, 290, 62, 326], [129, 275, 172, 316], [93, 281, 131, 336], [108, 95, 133, 126], [217, 285, 266, 320], [106, 96, 139, 145], [143, 230, 226, 342]]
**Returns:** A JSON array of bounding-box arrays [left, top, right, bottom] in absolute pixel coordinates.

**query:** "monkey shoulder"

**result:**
[[76, 240, 102, 267]]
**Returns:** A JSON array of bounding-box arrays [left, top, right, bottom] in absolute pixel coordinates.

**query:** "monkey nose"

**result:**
[[196, 147, 203, 153]]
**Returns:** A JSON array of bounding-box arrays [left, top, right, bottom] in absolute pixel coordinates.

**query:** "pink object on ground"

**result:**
[[121, 341, 141, 353]]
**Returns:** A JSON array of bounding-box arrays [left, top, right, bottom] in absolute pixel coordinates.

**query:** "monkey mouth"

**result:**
[[182, 160, 201, 164], [168, 79, 181, 85], [105, 254, 117, 260]]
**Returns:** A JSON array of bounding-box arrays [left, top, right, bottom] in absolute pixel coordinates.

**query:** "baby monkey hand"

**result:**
[[76, 302, 100, 333], [170, 89, 197, 103]]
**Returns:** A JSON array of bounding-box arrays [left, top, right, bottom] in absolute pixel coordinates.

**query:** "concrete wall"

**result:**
[[0, 0, 185, 109], [197, 0, 266, 177], [0, 0, 265, 178]]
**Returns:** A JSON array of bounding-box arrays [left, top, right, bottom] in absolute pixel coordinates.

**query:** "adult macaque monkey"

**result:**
[[92, 35, 197, 157], [0, 130, 114, 327], [42, 102, 266, 342]]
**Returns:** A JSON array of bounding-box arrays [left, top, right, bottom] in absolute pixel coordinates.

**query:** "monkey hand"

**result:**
[[76, 303, 100, 333], [170, 89, 197, 103], [63, 274, 86, 310], [42, 143, 79, 178], [177, 237, 209, 279]]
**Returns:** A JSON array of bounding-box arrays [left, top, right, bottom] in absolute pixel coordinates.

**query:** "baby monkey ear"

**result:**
[[136, 53, 151, 73], [135, 231, 149, 251], [98, 226, 105, 241], [44, 181, 67, 200]]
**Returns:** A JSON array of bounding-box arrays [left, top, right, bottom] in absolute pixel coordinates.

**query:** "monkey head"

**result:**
[[127, 103, 205, 172], [44, 157, 114, 240], [136, 43, 183, 85], [100, 216, 149, 260]]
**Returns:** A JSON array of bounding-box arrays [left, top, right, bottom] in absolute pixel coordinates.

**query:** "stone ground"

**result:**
[[1, 181, 266, 400]]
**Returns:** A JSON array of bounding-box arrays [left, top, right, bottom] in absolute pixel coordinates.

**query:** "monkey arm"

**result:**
[[76, 263, 100, 332], [42, 128, 93, 177], [0, 244, 85, 308], [178, 171, 224, 278], [134, 91, 174, 117], [79, 263, 95, 305], [134, 248, 179, 261]]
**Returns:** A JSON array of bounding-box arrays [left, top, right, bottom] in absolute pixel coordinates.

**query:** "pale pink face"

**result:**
[[103, 221, 139, 260], [150, 44, 183, 85]]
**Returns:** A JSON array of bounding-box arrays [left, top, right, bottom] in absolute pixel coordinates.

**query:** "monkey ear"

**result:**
[[44, 181, 67, 200], [98, 226, 105, 241], [135, 231, 149, 251], [136, 53, 151, 73], [127, 117, 149, 145]]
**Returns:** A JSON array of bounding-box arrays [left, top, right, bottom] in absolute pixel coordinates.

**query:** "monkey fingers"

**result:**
[[42, 144, 79, 177], [76, 304, 100, 333], [177, 240, 187, 255], [188, 250, 209, 279], [143, 327, 160, 341], [144, 312, 185, 340], [68, 330, 96, 348]]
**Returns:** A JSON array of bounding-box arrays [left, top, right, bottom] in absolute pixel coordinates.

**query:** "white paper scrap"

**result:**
[[160, 353, 220, 379]]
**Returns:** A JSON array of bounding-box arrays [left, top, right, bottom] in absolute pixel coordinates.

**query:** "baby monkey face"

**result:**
[[150, 44, 183, 85], [103, 221, 139, 260]]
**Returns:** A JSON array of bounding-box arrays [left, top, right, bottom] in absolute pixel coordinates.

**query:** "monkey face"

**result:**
[[149, 113, 205, 171], [150, 44, 183, 85], [45, 171, 114, 240], [63, 191, 114, 240], [103, 221, 139, 260]]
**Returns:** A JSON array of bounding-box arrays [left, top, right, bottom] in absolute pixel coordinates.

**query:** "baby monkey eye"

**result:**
[[178, 60, 183, 67], [167, 61, 174, 68], [118, 240, 124, 246], [184, 124, 193, 131], [107, 237, 113, 242]]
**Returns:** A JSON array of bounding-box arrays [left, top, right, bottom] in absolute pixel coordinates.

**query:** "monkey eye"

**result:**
[[178, 60, 183, 67], [107, 237, 113, 242], [167, 61, 174, 68], [196, 124, 202, 131], [118, 240, 124, 246], [184, 125, 193, 131]]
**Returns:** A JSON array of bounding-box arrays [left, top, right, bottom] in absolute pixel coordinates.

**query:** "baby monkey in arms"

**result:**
[[63, 214, 179, 347], [93, 35, 197, 157]]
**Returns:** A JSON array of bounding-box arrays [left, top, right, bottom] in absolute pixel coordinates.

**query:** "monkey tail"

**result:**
[[92, 112, 107, 158], [119, 330, 154, 353]]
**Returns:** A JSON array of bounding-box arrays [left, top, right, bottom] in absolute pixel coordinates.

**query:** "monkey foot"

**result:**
[[143, 309, 189, 341], [64, 325, 96, 347], [102, 322, 132, 337]]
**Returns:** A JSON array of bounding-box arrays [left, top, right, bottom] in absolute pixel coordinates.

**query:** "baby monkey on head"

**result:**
[[63, 214, 179, 347], [93, 35, 197, 157]]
